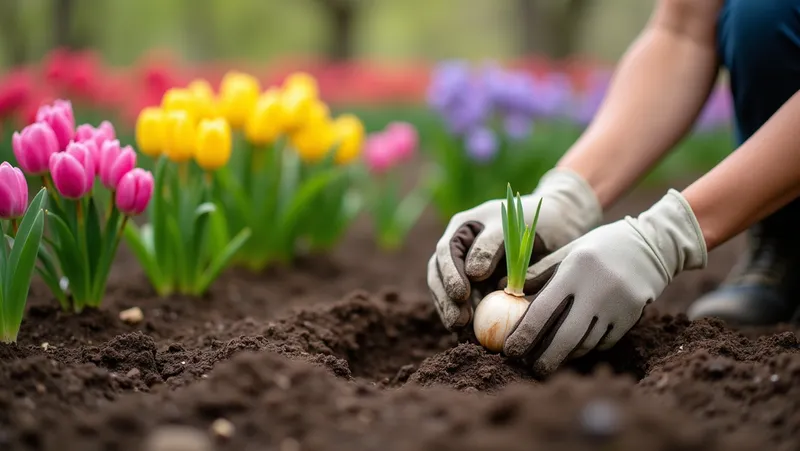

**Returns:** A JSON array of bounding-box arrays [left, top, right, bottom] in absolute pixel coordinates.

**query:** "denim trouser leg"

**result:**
[[718, 0, 800, 231]]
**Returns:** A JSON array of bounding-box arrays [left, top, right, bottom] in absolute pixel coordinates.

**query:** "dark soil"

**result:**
[[1, 190, 798, 451]]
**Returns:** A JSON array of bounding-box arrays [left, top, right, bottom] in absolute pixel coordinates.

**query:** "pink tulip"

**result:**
[[76, 120, 116, 153], [12, 122, 60, 175], [99, 140, 136, 190], [0, 162, 28, 219], [35, 99, 75, 151], [50, 142, 95, 199], [363, 133, 397, 174], [385, 121, 418, 161], [115, 168, 153, 216]]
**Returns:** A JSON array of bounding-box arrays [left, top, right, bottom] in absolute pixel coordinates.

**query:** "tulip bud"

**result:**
[[35, 99, 75, 150], [50, 142, 95, 199], [163, 110, 196, 163], [0, 162, 28, 219], [187, 79, 218, 119], [280, 85, 315, 132], [76, 120, 116, 173], [363, 133, 397, 174], [12, 122, 60, 175], [283, 72, 319, 99], [162, 88, 199, 121], [385, 121, 418, 162], [76, 120, 116, 151], [245, 89, 285, 145], [136, 107, 166, 157], [289, 115, 336, 164], [219, 71, 260, 129], [195, 118, 232, 171], [115, 168, 154, 216], [332, 114, 364, 165], [99, 140, 137, 190]]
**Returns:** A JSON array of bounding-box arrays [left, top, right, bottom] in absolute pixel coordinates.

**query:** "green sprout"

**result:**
[[501, 183, 542, 297]]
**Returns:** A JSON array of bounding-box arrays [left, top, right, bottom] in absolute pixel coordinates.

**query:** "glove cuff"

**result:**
[[635, 189, 708, 277], [532, 167, 603, 240]]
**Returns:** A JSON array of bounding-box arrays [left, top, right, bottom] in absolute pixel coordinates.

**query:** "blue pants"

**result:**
[[718, 0, 800, 227], [719, 0, 800, 143]]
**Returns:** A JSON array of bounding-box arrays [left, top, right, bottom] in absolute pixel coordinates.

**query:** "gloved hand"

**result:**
[[502, 189, 707, 376], [427, 168, 602, 331]]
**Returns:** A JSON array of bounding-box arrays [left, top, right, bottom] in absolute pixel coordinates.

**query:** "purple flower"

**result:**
[[568, 70, 612, 127], [503, 113, 533, 141], [695, 85, 733, 131], [427, 61, 472, 112], [465, 127, 498, 162]]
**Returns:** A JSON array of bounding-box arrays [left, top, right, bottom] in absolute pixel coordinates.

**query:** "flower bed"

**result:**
[[0, 190, 798, 451]]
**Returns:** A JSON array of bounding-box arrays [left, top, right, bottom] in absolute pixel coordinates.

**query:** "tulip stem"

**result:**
[[106, 191, 117, 221], [41, 175, 62, 210], [10, 219, 18, 238], [178, 162, 188, 185]]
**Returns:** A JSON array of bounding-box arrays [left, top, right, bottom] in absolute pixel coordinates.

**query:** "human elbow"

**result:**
[[654, 0, 725, 43]]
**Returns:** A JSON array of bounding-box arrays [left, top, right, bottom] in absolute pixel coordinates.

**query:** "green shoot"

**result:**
[[501, 183, 542, 296]]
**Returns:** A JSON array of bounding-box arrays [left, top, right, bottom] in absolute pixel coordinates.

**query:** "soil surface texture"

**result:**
[[1, 189, 798, 451]]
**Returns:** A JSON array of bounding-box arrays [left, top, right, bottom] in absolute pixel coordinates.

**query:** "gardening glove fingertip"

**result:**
[[428, 255, 472, 330], [464, 227, 504, 281], [435, 221, 484, 301]]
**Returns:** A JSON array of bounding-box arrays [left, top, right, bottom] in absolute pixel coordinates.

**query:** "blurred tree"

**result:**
[[518, 0, 590, 59], [0, 0, 26, 64], [314, 0, 362, 60]]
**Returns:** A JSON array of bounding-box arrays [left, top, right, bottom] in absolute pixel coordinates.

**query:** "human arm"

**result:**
[[558, 0, 724, 208], [502, 89, 800, 375]]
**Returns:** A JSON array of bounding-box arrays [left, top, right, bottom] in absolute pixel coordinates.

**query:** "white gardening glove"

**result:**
[[427, 168, 602, 331], [502, 189, 707, 376]]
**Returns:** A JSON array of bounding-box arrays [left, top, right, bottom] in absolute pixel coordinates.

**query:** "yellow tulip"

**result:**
[[161, 88, 199, 121], [218, 71, 261, 129], [289, 113, 336, 164], [195, 118, 232, 171], [332, 114, 364, 165], [163, 110, 196, 163], [135, 107, 166, 157], [187, 79, 219, 119], [280, 84, 317, 131], [283, 72, 319, 99], [245, 89, 286, 145]]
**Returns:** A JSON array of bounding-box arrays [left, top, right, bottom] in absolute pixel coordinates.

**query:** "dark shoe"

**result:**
[[687, 216, 800, 325]]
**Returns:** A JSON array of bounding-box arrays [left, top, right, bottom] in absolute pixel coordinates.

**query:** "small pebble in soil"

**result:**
[[126, 368, 141, 379], [210, 418, 235, 439], [280, 437, 301, 451], [119, 307, 144, 324], [770, 374, 779, 383], [41, 342, 49, 351], [578, 398, 620, 439], [143, 425, 212, 451]]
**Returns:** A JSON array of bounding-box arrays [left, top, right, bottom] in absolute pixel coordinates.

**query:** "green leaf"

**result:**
[[195, 227, 252, 295], [189, 201, 216, 282], [6, 209, 45, 336], [122, 221, 164, 292], [151, 156, 173, 284], [166, 215, 187, 291], [7, 188, 47, 283], [46, 211, 86, 309], [84, 197, 103, 282], [280, 168, 343, 242], [89, 207, 122, 306], [35, 242, 68, 310], [391, 184, 431, 242]]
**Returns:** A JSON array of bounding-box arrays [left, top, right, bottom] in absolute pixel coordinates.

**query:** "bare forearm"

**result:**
[[684, 90, 800, 250], [558, 0, 723, 208]]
